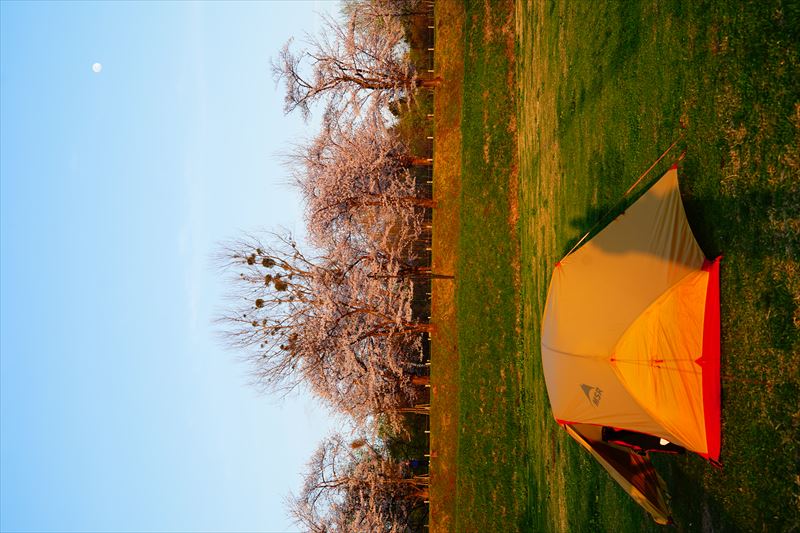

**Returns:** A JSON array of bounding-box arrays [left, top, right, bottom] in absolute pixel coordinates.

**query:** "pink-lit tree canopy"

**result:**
[[220, 2, 439, 528], [288, 433, 429, 532]]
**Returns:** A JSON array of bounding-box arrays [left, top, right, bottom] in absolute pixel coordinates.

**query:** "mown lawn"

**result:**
[[448, 0, 799, 531], [455, 0, 528, 531]]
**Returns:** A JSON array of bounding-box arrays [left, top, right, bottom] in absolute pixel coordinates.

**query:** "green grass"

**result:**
[[452, 0, 800, 531], [456, 1, 529, 531]]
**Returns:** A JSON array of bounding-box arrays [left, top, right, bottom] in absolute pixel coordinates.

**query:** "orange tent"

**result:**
[[541, 165, 720, 523]]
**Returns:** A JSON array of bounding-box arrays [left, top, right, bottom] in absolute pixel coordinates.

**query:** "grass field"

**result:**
[[456, 0, 526, 530], [431, 0, 800, 531], [430, 1, 465, 531]]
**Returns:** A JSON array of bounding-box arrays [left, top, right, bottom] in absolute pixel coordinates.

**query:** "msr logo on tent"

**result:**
[[581, 384, 603, 407]]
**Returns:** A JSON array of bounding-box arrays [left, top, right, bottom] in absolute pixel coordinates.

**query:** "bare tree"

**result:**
[[217, 234, 335, 390], [290, 114, 451, 284], [288, 433, 429, 532], [273, 9, 440, 122], [291, 114, 431, 255], [341, 0, 430, 22], [217, 233, 430, 430]]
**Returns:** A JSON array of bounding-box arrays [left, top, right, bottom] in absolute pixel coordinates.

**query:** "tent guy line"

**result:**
[[561, 134, 685, 259]]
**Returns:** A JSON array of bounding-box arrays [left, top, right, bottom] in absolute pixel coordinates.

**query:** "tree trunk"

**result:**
[[401, 155, 433, 167], [411, 375, 430, 387], [416, 76, 443, 88], [409, 487, 429, 500], [400, 265, 454, 280], [347, 196, 436, 209], [398, 196, 435, 209], [409, 322, 435, 334], [412, 474, 430, 487], [396, 404, 430, 415]]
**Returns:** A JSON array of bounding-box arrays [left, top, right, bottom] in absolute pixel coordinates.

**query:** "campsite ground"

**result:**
[[430, 0, 800, 531]]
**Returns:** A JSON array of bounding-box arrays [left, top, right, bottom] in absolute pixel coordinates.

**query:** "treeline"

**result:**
[[217, 1, 439, 531]]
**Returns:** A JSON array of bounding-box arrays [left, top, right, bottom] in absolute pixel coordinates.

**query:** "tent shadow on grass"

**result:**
[[650, 452, 737, 531]]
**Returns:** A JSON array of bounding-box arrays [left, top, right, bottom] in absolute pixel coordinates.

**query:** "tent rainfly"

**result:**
[[541, 164, 721, 524]]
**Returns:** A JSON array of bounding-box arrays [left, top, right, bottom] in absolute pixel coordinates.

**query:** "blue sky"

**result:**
[[0, 2, 342, 531]]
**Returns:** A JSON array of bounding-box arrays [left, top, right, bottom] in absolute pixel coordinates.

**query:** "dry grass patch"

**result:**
[[429, 0, 465, 531]]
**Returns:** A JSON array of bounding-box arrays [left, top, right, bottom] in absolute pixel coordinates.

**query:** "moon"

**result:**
[[92, 62, 102, 73]]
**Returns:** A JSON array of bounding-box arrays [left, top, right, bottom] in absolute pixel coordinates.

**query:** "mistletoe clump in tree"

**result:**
[[219, 2, 440, 527], [218, 234, 431, 431]]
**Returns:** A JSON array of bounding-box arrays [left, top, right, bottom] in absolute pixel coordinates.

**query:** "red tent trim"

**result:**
[[558, 255, 722, 461], [697, 256, 721, 461]]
